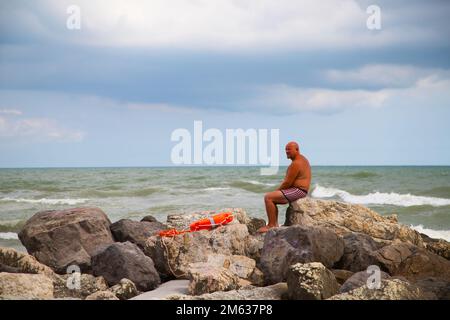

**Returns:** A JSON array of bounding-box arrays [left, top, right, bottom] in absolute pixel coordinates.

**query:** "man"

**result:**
[[257, 141, 311, 233]]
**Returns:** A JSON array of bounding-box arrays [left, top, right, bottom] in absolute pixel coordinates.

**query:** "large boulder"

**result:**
[[188, 265, 240, 295], [420, 233, 450, 260], [0, 247, 56, 279], [286, 198, 424, 247], [336, 232, 386, 272], [190, 254, 256, 280], [110, 219, 166, 249], [91, 241, 160, 292], [413, 277, 450, 300], [108, 278, 139, 300], [373, 242, 450, 281], [144, 223, 249, 279], [18, 207, 115, 273], [53, 273, 109, 299], [168, 283, 288, 300], [329, 279, 437, 300], [0, 273, 54, 299], [339, 270, 391, 293], [287, 262, 339, 300], [259, 225, 344, 284]]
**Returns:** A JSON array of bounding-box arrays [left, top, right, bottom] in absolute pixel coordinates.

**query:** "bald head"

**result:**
[[285, 141, 300, 160]]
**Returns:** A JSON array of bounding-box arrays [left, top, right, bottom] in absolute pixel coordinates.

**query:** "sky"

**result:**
[[0, 0, 449, 167]]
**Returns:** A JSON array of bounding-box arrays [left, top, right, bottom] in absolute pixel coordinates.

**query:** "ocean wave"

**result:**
[[229, 180, 276, 193], [203, 187, 231, 191], [243, 180, 277, 186], [311, 185, 450, 207], [0, 197, 88, 205], [79, 187, 161, 198], [0, 232, 19, 240], [410, 225, 450, 242]]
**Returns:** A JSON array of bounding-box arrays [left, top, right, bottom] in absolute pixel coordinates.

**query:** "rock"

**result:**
[[329, 279, 437, 300], [420, 233, 450, 260], [18, 207, 115, 273], [190, 254, 256, 279], [144, 224, 249, 279], [91, 241, 160, 292], [413, 277, 450, 300], [0, 263, 20, 273], [85, 290, 119, 300], [286, 198, 424, 247], [259, 225, 344, 284], [336, 232, 386, 272], [339, 270, 391, 293], [373, 242, 450, 281], [243, 234, 265, 263], [108, 278, 139, 300], [0, 247, 57, 279], [287, 262, 339, 300], [110, 219, 166, 249], [246, 218, 267, 235], [188, 265, 239, 295], [168, 283, 288, 300], [54, 273, 109, 299], [0, 273, 54, 299], [166, 208, 250, 230], [331, 269, 354, 285], [141, 215, 158, 223], [249, 267, 265, 286]]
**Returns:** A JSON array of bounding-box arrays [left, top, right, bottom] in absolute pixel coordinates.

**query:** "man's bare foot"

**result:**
[[257, 224, 278, 233]]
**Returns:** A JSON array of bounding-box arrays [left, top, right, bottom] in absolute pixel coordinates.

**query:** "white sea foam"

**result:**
[[204, 187, 231, 191], [0, 197, 88, 205], [312, 184, 450, 207], [244, 180, 276, 186], [0, 232, 19, 240], [410, 225, 450, 242]]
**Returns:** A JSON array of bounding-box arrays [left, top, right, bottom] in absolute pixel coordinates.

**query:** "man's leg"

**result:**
[[258, 190, 289, 233]]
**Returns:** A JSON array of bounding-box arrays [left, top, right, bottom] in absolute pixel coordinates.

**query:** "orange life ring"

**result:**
[[189, 212, 233, 231], [159, 212, 234, 237]]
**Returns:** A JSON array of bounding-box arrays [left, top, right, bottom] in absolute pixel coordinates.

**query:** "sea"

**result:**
[[1, 166, 449, 251]]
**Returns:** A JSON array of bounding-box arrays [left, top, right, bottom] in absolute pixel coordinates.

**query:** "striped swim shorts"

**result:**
[[281, 187, 308, 203]]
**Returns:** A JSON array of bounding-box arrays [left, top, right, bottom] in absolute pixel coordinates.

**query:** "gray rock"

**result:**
[[336, 232, 386, 272], [287, 262, 339, 300], [259, 225, 344, 284], [331, 269, 354, 285], [188, 265, 239, 295], [108, 278, 139, 300], [140, 216, 159, 223], [110, 219, 166, 249], [413, 277, 450, 300], [168, 283, 288, 300], [339, 270, 391, 293], [91, 241, 160, 292], [329, 279, 437, 300], [18, 207, 114, 273]]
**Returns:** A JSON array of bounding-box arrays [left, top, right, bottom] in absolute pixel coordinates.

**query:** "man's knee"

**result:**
[[264, 193, 272, 202]]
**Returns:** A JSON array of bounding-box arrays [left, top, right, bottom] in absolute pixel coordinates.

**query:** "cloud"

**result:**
[[0, 115, 85, 142], [324, 64, 450, 88], [0, 108, 22, 115], [3, 0, 449, 51]]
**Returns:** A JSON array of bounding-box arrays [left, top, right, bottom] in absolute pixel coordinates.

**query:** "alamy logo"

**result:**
[[366, 265, 381, 289], [171, 121, 280, 175], [66, 264, 81, 290]]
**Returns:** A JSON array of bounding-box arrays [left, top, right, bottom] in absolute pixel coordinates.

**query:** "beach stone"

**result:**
[[248, 267, 265, 286], [144, 223, 249, 279], [54, 273, 109, 299], [339, 270, 391, 293], [168, 282, 288, 300], [331, 269, 354, 285], [188, 265, 239, 295], [91, 241, 160, 291], [329, 279, 437, 300], [0, 272, 54, 299], [140, 215, 159, 223], [259, 225, 344, 284], [110, 219, 166, 249], [413, 277, 450, 300], [243, 234, 265, 264], [287, 262, 339, 300], [191, 254, 256, 279], [285, 198, 424, 247], [18, 207, 114, 273], [336, 232, 386, 272], [373, 242, 450, 281], [85, 290, 119, 300], [108, 278, 139, 300], [420, 233, 450, 260]]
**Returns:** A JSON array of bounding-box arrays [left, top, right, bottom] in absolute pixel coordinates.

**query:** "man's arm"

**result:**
[[277, 162, 301, 190]]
